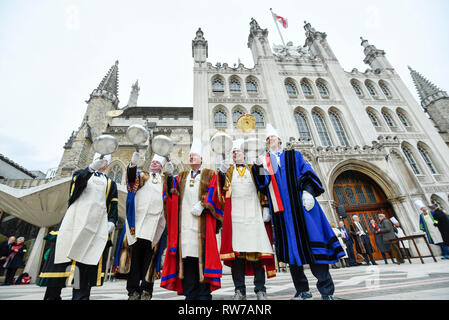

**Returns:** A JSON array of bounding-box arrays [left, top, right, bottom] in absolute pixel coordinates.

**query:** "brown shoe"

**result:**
[[128, 292, 140, 300], [141, 291, 152, 300]]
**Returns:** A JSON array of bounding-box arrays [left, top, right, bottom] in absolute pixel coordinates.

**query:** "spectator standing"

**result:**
[[0, 237, 15, 277], [428, 204, 449, 260], [369, 219, 393, 264], [3, 237, 27, 285]]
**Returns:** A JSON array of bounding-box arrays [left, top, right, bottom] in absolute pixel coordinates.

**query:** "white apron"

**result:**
[[423, 213, 443, 244], [125, 173, 166, 246], [230, 167, 273, 254], [55, 174, 109, 265], [180, 173, 201, 258]]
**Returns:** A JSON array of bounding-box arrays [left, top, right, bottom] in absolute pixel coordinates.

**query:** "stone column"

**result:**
[[23, 227, 47, 283]]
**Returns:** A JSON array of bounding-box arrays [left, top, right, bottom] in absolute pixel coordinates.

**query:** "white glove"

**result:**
[[130, 152, 140, 167], [262, 207, 271, 222], [108, 221, 115, 235], [89, 158, 106, 172], [302, 190, 315, 211], [164, 161, 175, 175], [254, 155, 264, 166], [191, 201, 204, 217], [219, 161, 230, 173]]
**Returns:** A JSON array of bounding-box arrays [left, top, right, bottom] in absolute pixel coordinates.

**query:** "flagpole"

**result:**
[[270, 8, 286, 47]]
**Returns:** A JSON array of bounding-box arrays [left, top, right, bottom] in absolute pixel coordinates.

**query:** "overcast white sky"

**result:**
[[0, 0, 448, 173]]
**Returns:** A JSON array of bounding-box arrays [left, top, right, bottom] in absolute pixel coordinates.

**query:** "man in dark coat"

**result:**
[[338, 221, 360, 267], [0, 237, 15, 277], [377, 214, 403, 264], [428, 204, 449, 259], [349, 215, 376, 265], [3, 237, 27, 285]]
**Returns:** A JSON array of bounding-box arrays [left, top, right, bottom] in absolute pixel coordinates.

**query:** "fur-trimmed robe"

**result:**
[[161, 168, 223, 294]]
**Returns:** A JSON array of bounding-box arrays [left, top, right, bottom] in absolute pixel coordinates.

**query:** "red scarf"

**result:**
[[7, 243, 24, 260]]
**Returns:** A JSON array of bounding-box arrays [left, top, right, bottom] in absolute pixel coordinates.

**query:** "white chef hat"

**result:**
[[152, 154, 166, 166], [414, 199, 426, 209], [265, 123, 280, 140], [232, 139, 244, 152], [93, 152, 112, 165], [190, 138, 204, 157]]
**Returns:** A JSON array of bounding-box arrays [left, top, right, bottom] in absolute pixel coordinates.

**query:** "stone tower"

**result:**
[[360, 37, 393, 72], [56, 61, 120, 178], [409, 66, 449, 146]]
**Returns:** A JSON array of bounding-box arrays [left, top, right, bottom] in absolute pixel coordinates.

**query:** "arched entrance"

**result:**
[[333, 170, 396, 261]]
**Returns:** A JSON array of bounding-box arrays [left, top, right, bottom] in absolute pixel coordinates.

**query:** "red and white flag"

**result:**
[[272, 11, 288, 28]]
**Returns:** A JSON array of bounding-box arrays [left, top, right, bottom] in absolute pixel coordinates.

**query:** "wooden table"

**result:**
[[389, 234, 437, 264]]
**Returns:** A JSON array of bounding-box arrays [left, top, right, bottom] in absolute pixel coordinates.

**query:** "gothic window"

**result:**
[[366, 83, 377, 96], [418, 146, 437, 174], [352, 82, 363, 96], [334, 186, 347, 205], [230, 78, 242, 94], [367, 111, 380, 126], [329, 111, 349, 146], [364, 185, 378, 203], [301, 81, 313, 96], [294, 111, 312, 141], [316, 82, 329, 97], [397, 112, 410, 127], [312, 112, 332, 146], [214, 110, 227, 127], [233, 110, 244, 127], [251, 109, 265, 127], [379, 82, 392, 98], [402, 146, 421, 174], [382, 111, 395, 127], [246, 79, 258, 94], [285, 81, 298, 97], [110, 165, 123, 185], [344, 186, 358, 205], [212, 77, 224, 93], [355, 185, 367, 204]]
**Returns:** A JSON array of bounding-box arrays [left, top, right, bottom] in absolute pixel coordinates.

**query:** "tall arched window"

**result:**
[[382, 111, 395, 127], [251, 109, 265, 127], [352, 81, 363, 96], [316, 82, 329, 96], [212, 77, 224, 93], [214, 110, 227, 127], [329, 111, 349, 146], [233, 109, 244, 127], [229, 78, 241, 94], [312, 112, 332, 146], [294, 112, 312, 141], [285, 81, 298, 96], [301, 81, 313, 96], [246, 79, 258, 94], [367, 111, 380, 126], [397, 112, 410, 127], [418, 146, 437, 174], [366, 82, 377, 96], [402, 146, 421, 174], [379, 82, 392, 98], [109, 164, 123, 185]]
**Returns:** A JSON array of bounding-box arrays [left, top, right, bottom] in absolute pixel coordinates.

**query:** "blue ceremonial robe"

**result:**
[[252, 150, 344, 266]]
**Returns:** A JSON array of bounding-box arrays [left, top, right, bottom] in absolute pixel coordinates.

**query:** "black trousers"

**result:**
[[231, 258, 266, 295], [127, 238, 155, 296], [4, 268, 17, 285], [344, 240, 358, 265], [290, 263, 335, 297], [360, 235, 376, 264], [182, 257, 211, 300]]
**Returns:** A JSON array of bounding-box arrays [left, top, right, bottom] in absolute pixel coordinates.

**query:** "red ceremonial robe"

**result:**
[[219, 165, 276, 279], [161, 170, 223, 295]]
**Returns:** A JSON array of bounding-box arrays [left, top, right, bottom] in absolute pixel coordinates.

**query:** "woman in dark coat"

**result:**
[[428, 205, 449, 259], [3, 237, 27, 285]]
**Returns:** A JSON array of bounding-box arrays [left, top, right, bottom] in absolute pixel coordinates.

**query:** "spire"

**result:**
[[360, 37, 392, 71], [408, 66, 448, 108], [88, 60, 120, 107], [192, 28, 208, 62], [97, 60, 119, 95], [126, 79, 140, 108]]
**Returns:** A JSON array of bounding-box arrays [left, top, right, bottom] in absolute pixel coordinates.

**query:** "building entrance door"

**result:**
[[333, 170, 396, 262]]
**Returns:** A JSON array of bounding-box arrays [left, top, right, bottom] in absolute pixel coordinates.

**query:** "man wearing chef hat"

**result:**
[[122, 151, 168, 300], [161, 138, 223, 300], [218, 139, 276, 300], [252, 124, 344, 300], [39, 153, 118, 300]]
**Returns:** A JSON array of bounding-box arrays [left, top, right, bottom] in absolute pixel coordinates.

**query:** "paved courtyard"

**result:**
[[0, 257, 448, 300]]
